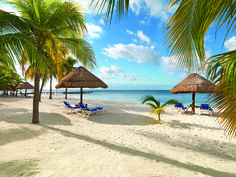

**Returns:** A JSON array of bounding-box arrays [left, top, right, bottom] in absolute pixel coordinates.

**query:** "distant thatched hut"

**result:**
[[171, 73, 216, 113], [16, 82, 34, 96], [55, 66, 108, 103]]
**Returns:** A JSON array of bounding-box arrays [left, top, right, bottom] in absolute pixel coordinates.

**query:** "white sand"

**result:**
[[0, 95, 236, 177]]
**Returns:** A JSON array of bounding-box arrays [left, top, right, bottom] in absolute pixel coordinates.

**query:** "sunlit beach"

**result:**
[[0, 95, 236, 176], [1, 0, 236, 176]]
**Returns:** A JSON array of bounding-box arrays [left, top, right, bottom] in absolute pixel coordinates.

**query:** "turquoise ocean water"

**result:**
[[51, 89, 211, 105]]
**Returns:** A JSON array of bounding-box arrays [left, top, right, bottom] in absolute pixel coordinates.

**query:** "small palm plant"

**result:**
[[142, 95, 179, 121]]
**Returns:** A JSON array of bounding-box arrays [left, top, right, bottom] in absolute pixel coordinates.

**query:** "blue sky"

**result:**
[[1, 0, 236, 90]]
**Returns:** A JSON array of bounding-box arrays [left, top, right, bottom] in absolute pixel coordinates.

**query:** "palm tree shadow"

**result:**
[[167, 120, 221, 130], [0, 107, 73, 125], [134, 130, 236, 161], [87, 109, 159, 125], [38, 124, 236, 177], [0, 160, 40, 176], [0, 127, 45, 146]]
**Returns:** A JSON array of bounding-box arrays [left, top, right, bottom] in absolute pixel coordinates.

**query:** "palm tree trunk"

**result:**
[[158, 113, 161, 121], [32, 72, 40, 124], [39, 73, 46, 102], [65, 87, 67, 99], [49, 73, 52, 99]]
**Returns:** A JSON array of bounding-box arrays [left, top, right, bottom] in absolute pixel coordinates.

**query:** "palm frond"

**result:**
[[141, 95, 160, 107], [151, 108, 164, 115], [165, 0, 231, 71], [162, 99, 179, 108], [205, 50, 236, 139], [57, 37, 96, 69], [91, 0, 129, 23], [146, 103, 157, 110], [46, 1, 87, 35]]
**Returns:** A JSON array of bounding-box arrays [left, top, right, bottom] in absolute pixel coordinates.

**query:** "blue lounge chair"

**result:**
[[198, 104, 213, 116], [79, 103, 104, 118], [173, 103, 188, 112], [63, 101, 81, 113]]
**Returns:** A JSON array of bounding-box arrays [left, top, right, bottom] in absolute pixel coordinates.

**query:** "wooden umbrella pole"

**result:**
[[65, 87, 67, 99], [25, 89, 27, 96], [192, 92, 195, 113], [80, 87, 83, 104]]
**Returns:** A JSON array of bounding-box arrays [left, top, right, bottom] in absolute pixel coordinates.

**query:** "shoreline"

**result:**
[[0, 95, 236, 176]]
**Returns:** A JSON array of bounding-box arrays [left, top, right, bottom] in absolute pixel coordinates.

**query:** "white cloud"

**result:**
[[99, 65, 136, 80], [126, 30, 135, 35], [141, 17, 151, 25], [225, 36, 236, 51], [129, 0, 177, 22], [205, 35, 212, 42], [130, 0, 165, 18], [103, 43, 162, 65], [129, 0, 143, 15], [137, 31, 150, 45], [99, 18, 105, 25], [161, 53, 210, 79], [76, 0, 176, 22], [126, 30, 151, 45], [132, 39, 138, 43], [85, 23, 103, 39]]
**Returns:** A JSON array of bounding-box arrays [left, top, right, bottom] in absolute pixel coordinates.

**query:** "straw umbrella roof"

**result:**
[[55, 66, 108, 89], [170, 73, 216, 94], [15, 82, 34, 90]]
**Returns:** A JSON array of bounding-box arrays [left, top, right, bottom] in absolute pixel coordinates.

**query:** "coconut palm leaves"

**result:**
[[165, 0, 236, 138], [0, 66, 24, 90], [91, 0, 129, 23], [1, 0, 96, 123], [142, 95, 178, 121], [63, 56, 77, 75], [205, 51, 236, 139]]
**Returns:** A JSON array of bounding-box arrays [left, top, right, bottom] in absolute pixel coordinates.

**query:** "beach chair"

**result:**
[[198, 104, 213, 116], [173, 103, 188, 113], [63, 101, 81, 114], [79, 103, 104, 118]]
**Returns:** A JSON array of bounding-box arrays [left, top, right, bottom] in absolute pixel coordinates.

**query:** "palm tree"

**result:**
[[0, 67, 14, 91], [142, 95, 178, 121], [63, 56, 78, 75], [0, 0, 96, 124], [0, 66, 24, 92], [58, 56, 78, 99], [0, 46, 15, 69], [164, 0, 236, 138], [92, 0, 236, 138]]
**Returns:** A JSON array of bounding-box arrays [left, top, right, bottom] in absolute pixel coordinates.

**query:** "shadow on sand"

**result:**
[[0, 160, 40, 176], [87, 109, 159, 126], [134, 130, 236, 161], [0, 127, 45, 146], [167, 120, 221, 130], [38, 124, 236, 177], [0, 107, 73, 126]]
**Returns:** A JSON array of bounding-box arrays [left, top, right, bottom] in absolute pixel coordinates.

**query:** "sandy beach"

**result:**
[[0, 95, 236, 177]]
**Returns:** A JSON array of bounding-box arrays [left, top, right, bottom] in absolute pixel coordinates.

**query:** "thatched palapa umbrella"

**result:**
[[170, 73, 216, 113], [16, 82, 34, 96], [55, 66, 108, 103]]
